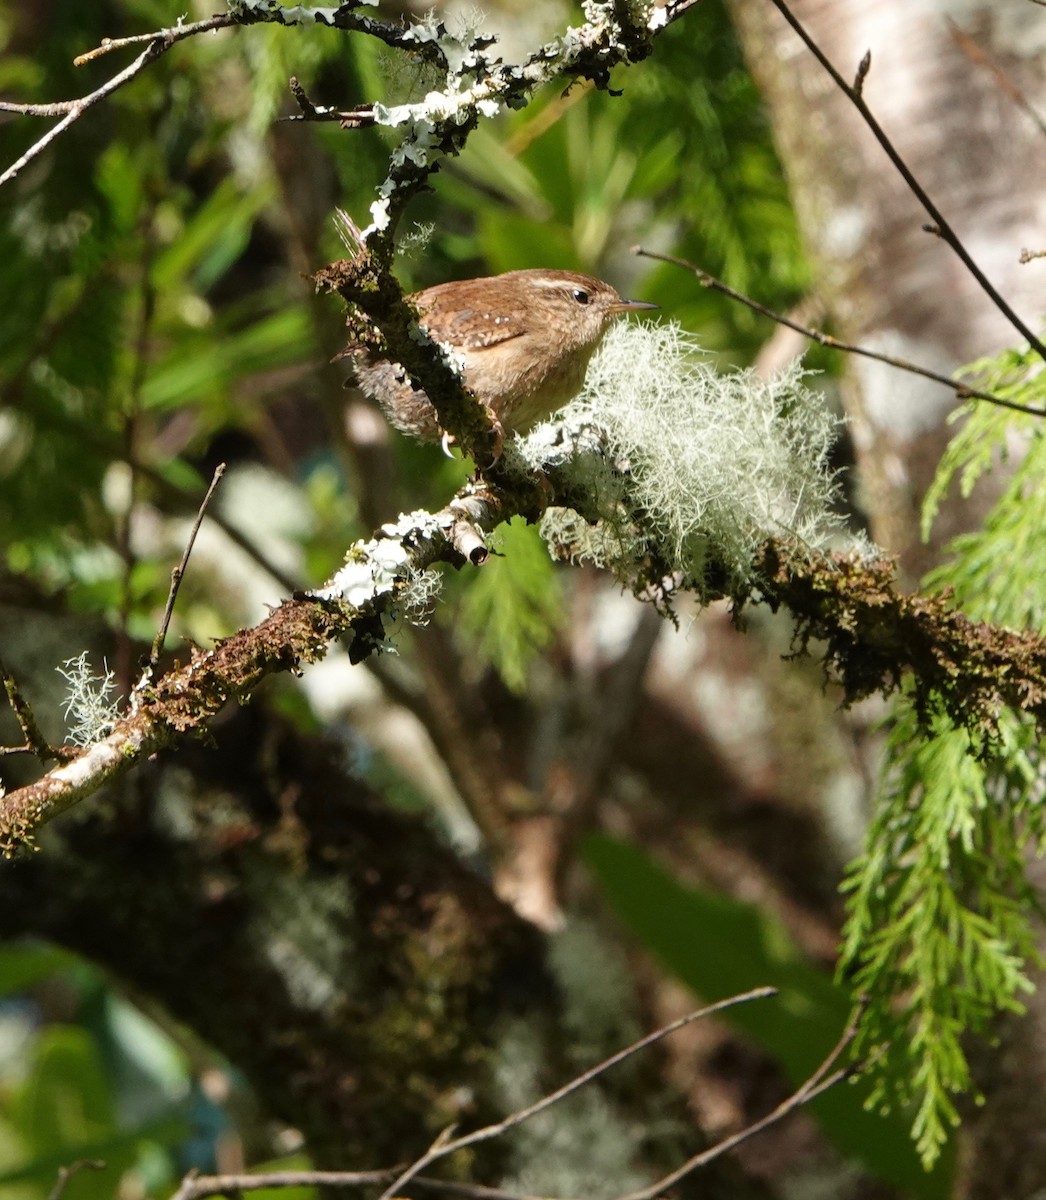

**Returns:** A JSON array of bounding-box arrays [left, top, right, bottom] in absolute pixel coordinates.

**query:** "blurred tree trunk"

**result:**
[[725, 2, 1046, 1193], [727, 0, 1046, 579]]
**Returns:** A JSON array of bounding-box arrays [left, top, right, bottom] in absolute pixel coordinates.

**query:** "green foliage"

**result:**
[[436, 0, 807, 359], [585, 835, 951, 1196], [842, 345, 1046, 1166], [0, 0, 384, 638], [0, 947, 192, 1200], [453, 518, 563, 693]]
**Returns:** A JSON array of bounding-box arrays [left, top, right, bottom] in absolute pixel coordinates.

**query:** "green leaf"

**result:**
[[142, 305, 313, 412], [454, 518, 563, 693], [12, 1028, 114, 1152], [1, 1029, 188, 1199], [0, 945, 79, 998], [152, 178, 274, 294]]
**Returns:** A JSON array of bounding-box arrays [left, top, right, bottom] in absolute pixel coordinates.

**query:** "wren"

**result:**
[[341, 268, 657, 444]]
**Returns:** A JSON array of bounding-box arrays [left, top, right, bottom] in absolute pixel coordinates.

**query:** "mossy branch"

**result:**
[[5, 457, 1043, 855], [754, 542, 1046, 740], [0, 478, 545, 857]]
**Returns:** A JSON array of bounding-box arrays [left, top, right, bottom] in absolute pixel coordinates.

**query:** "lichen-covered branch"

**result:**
[[755, 542, 1046, 740], [0, 479, 544, 856], [7, 405, 1045, 857]]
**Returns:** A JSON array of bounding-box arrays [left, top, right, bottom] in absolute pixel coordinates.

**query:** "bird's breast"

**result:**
[[462, 338, 596, 432]]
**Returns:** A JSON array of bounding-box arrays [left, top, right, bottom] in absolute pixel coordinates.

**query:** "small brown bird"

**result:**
[[342, 268, 657, 445]]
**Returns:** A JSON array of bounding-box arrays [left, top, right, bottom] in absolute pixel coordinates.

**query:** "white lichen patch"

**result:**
[[526, 321, 854, 593], [398, 566, 443, 624], [315, 511, 449, 607], [228, 1, 363, 24], [57, 651, 121, 747]]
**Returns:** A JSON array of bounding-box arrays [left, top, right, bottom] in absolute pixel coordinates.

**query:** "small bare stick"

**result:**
[[71, 18, 233, 65], [284, 78, 375, 126], [634, 247, 1046, 419], [765, 0, 1046, 365], [0, 659, 71, 762], [615, 1000, 865, 1200], [47, 1161, 107, 1200], [0, 17, 234, 189], [149, 463, 226, 671], [168, 993, 858, 1200], [376, 986, 778, 1200], [171, 1170, 396, 1200]]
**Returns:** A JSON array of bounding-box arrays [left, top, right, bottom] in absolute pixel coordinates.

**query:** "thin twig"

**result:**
[[176, 1169, 561, 1200], [1, 43, 159, 187], [0, 17, 233, 189], [47, 1161, 107, 1200], [131, 458, 299, 594], [284, 77, 375, 126], [170, 993, 855, 1200], [634, 247, 1046, 419], [947, 18, 1046, 142], [376, 988, 778, 1200], [0, 659, 72, 763], [765, 0, 1046, 364], [0, 97, 80, 116], [172, 1170, 395, 1200], [149, 463, 227, 671], [616, 1001, 865, 1200], [71, 18, 233, 65]]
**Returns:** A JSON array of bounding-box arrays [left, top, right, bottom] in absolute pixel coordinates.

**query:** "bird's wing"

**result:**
[[417, 289, 527, 351]]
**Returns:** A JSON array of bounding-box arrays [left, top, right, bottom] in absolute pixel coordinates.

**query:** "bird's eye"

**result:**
[[571, 288, 590, 305]]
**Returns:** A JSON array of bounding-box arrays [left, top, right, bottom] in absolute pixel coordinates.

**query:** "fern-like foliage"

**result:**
[[842, 343, 1046, 1166]]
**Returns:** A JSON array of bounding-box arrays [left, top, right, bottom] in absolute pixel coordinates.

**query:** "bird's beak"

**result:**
[[610, 298, 659, 314]]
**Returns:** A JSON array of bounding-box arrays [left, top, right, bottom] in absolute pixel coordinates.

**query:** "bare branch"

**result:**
[[70, 18, 234, 64], [0, 17, 234, 189], [174, 1169, 558, 1200], [0, 98, 80, 116], [172, 1170, 395, 1200], [375, 988, 779, 1200], [149, 463, 227, 673], [633, 247, 1046, 418], [0, 659, 71, 764], [765, 0, 1046, 364], [616, 1003, 863, 1200], [47, 1161, 107, 1200], [2, 43, 160, 188], [167, 991, 861, 1200]]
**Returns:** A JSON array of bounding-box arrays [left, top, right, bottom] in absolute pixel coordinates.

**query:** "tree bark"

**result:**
[[727, 0, 1046, 578]]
